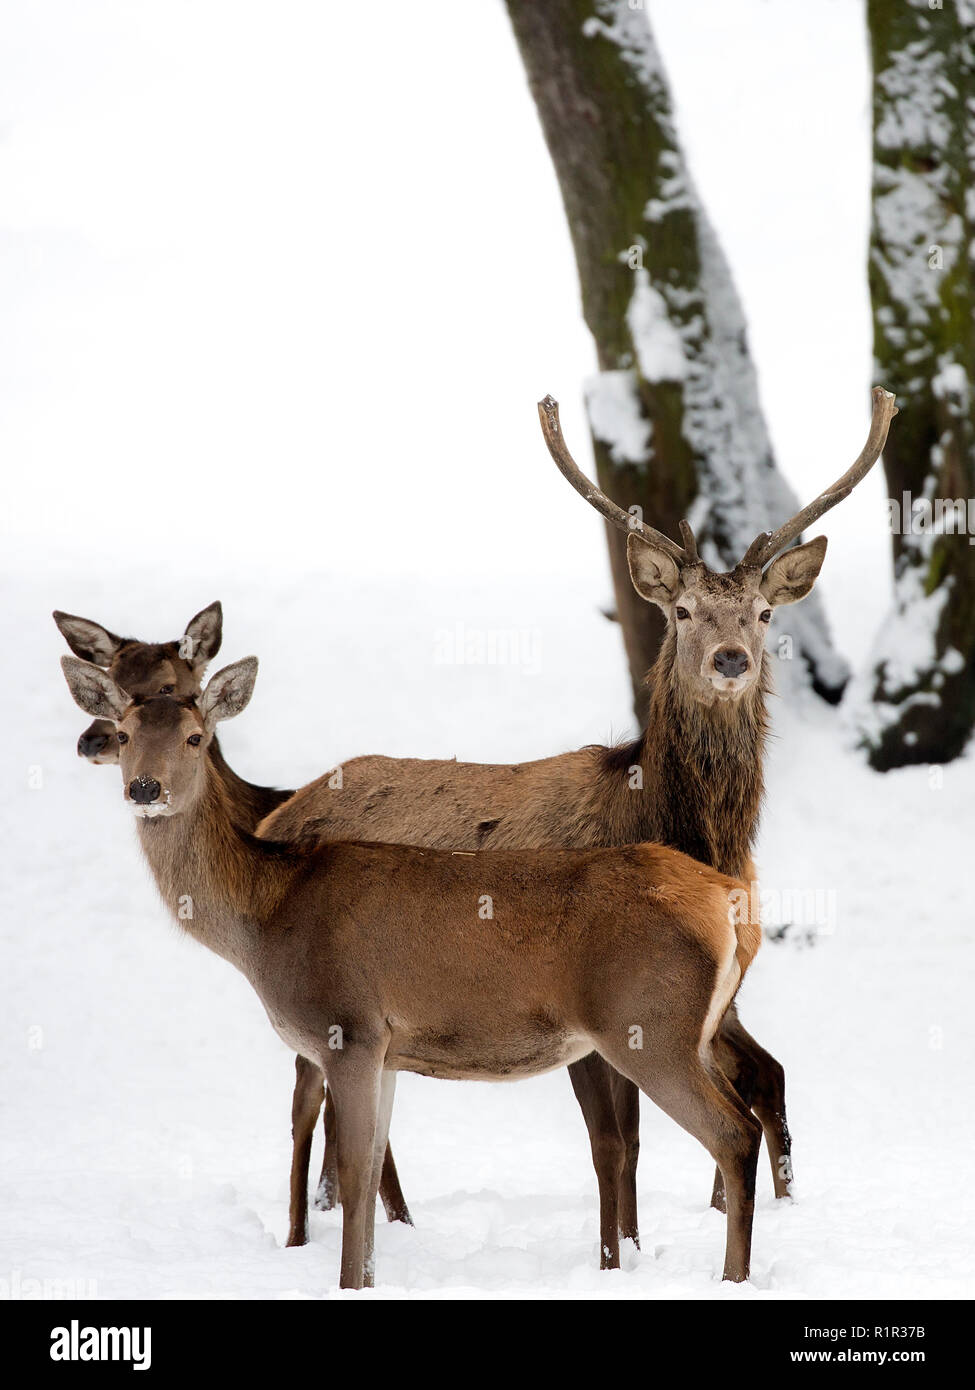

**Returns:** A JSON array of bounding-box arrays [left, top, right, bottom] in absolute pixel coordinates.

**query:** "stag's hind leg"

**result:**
[[710, 1004, 791, 1209], [287, 1054, 325, 1247], [600, 1039, 762, 1282], [568, 1053, 627, 1270], [378, 1141, 413, 1227]]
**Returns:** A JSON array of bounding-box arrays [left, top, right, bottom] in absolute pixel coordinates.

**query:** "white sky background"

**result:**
[[1, 0, 882, 656]]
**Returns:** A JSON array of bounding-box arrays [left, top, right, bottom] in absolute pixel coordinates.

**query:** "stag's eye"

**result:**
[[187, 733, 202, 747], [116, 731, 128, 745], [675, 606, 690, 621], [158, 684, 175, 695], [759, 609, 772, 623]]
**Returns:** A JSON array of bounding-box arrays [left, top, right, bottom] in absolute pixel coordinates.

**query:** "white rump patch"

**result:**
[[699, 930, 740, 1056]]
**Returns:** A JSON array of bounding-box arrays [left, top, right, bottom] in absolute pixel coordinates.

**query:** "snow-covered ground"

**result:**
[[2, 0, 973, 1302], [1, 567, 973, 1299]]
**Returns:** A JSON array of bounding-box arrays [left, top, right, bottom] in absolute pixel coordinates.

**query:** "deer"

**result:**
[[52, 600, 415, 1234], [54, 385, 896, 1271], [60, 651, 766, 1290], [256, 385, 898, 1265]]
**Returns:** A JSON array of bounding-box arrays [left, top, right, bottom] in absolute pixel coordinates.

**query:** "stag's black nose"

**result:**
[[714, 648, 750, 678], [78, 730, 109, 759], [129, 776, 161, 805]]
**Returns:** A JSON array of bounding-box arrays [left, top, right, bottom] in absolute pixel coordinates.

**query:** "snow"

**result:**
[[1, 0, 972, 1303], [626, 272, 688, 384], [2, 566, 973, 1299], [584, 370, 653, 465]]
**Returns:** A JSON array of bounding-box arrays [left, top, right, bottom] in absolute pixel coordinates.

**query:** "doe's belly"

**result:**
[[385, 1018, 594, 1082]]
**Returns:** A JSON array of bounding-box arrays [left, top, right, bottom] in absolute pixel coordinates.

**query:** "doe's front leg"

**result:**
[[326, 1044, 386, 1290]]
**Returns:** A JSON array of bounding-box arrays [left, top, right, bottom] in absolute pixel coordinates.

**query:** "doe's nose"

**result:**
[[713, 648, 750, 679], [129, 776, 161, 805], [78, 730, 110, 759]]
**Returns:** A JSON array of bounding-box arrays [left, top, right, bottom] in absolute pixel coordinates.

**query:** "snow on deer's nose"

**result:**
[[129, 775, 161, 805]]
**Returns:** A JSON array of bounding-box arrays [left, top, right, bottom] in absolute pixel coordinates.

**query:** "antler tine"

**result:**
[[739, 386, 898, 570], [537, 395, 687, 563], [678, 519, 699, 562]]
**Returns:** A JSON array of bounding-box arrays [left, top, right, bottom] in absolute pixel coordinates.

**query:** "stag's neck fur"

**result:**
[[136, 753, 301, 970], [632, 633, 768, 878]]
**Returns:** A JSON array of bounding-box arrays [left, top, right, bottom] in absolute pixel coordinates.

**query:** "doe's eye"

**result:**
[[759, 609, 772, 624], [116, 731, 128, 745], [675, 606, 690, 621], [158, 684, 175, 695], [187, 733, 202, 747]]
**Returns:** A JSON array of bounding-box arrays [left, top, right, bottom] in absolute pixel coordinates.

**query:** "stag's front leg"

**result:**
[[611, 1071, 641, 1249], [326, 1045, 385, 1290], [287, 1055, 325, 1247], [568, 1053, 625, 1270], [314, 1086, 339, 1212]]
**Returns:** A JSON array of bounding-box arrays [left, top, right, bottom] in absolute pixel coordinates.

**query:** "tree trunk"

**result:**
[[505, 0, 848, 721], [855, 0, 975, 768]]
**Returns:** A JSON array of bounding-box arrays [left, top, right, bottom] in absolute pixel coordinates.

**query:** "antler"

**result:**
[[537, 395, 694, 565], [737, 386, 898, 570]]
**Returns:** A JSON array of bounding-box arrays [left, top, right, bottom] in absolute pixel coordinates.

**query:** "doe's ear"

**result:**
[[53, 611, 124, 666], [181, 601, 223, 668], [760, 536, 828, 607], [61, 656, 129, 722], [200, 656, 258, 731], [626, 533, 682, 607]]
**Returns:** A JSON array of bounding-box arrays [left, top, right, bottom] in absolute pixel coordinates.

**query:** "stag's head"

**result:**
[[60, 656, 258, 817], [539, 388, 897, 706], [53, 602, 223, 763]]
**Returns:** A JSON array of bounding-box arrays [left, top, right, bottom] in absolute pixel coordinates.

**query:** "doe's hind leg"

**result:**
[[598, 1038, 762, 1282]]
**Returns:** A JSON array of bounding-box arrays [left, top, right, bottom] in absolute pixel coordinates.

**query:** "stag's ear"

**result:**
[[760, 536, 828, 607], [181, 601, 223, 668], [200, 656, 258, 731], [626, 533, 682, 607], [53, 611, 124, 666], [61, 656, 129, 722]]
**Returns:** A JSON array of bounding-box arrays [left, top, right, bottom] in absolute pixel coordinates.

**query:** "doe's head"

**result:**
[[53, 601, 223, 763], [60, 655, 258, 818]]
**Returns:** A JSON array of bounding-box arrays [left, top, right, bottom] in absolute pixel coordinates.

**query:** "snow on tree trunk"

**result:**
[[505, 0, 848, 721], [852, 0, 975, 769]]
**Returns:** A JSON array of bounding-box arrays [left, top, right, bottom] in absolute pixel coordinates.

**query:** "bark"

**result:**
[[856, 0, 975, 768], [505, 0, 848, 721]]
